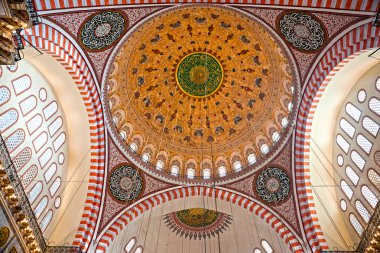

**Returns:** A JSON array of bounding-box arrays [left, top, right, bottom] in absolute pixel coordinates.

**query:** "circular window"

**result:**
[[357, 89, 366, 103], [337, 155, 344, 166], [39, 88, 47, 101], [54, 196, 61, 208], [58, 153, 65, 164], [340, 199, 347, 211]]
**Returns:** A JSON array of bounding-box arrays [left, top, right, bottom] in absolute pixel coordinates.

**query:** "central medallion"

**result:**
[[176, 52, 223, 98]]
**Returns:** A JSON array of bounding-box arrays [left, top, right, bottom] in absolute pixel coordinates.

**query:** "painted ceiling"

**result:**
[[24, 1, 380, 252], [106, 5, 296, 182]]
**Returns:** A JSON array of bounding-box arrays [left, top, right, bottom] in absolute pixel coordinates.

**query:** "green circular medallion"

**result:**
[[176, 52, 223, 98]]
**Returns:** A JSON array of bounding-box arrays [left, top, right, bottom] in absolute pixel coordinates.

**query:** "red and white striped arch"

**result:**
[[34, 0, 379, 12], [96, 186, 305, 253], [295, 22, 380, 252], [24, 24, 106, 251]]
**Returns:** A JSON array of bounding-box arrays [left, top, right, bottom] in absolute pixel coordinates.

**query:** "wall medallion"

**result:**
[[80, 11, 128, 51], [256, 167, 290, 203], [109, 165, 143, 202], [278, 12, 326, 52]]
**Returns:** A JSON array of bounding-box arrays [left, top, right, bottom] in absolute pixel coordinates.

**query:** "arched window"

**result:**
[[53, 132, 66, 152], [48, 117, 63, 137], [33, 132, 48, 153], [135, 246, 143, 253], [19, 95, 37, 116], [361, 185, 378, 208], [0, 86, 10, 105], [345, 103, 361, 122], [341, 180, 353, 200], [12, 75, 31, 95], [356, 134, 372, 154], [362, 117, 379, 137], [39, 148, 53, 168], [187, 168, 195, 179], [281, 117, 288, 127], [203, 169, 211, 179], [336, 134, 350, 153], [349, 214, 364, 236], [376, 78, 380, 91], [340, 118, 355, 138], [156, 160, 164, 170], [170, 165, 179, 176], [120, 131, 127, 140], [113, 116, 118, 126], [369, 97, 380, 116], [5, 129, 25, 152], [355, 200, 371, 223], [254, 249, 262, 253], [44, 163, 57, 183], [218, 166, 227, 177], [27, 114, 43, 135], [351, 151, 365, 171], [34, 196, 48, 219], [40, 210, 53, 233], [0, 109, 18, 132], [261, 240, 273, 253], [272, 132, 280, 142], [130, 143, 138, 152], [368, 169, 380, 190], [49, 177, 61, 197], [233, 161, 242, 171], [287, 102, 293, 111], [125, 238, 136, 253], [260, 144, 269, 154], [345, 166, 359, 186], [28, 181, 43, 204], [247, 154, 256, 164], [142, 153, 150, 162], [43, 101, 58, 120]]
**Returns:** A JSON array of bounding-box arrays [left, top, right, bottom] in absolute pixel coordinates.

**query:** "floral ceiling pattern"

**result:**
[[106, 5, 298, 181]]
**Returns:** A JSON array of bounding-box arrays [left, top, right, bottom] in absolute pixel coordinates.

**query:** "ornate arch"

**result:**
[[96, 186, 304, 253], [295, 22, 380, 252], [34, 0, 379, 12], [24, 24, 106, 251]]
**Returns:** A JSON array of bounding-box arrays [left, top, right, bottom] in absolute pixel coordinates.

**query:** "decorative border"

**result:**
[[24, 24, 106, 251], [294, 23, 379, 252], [96, 186, 305, 253], [34, 1, 380, 12]]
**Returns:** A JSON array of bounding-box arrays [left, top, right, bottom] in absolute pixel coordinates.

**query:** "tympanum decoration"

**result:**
[[163, 208, 232, 239]]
